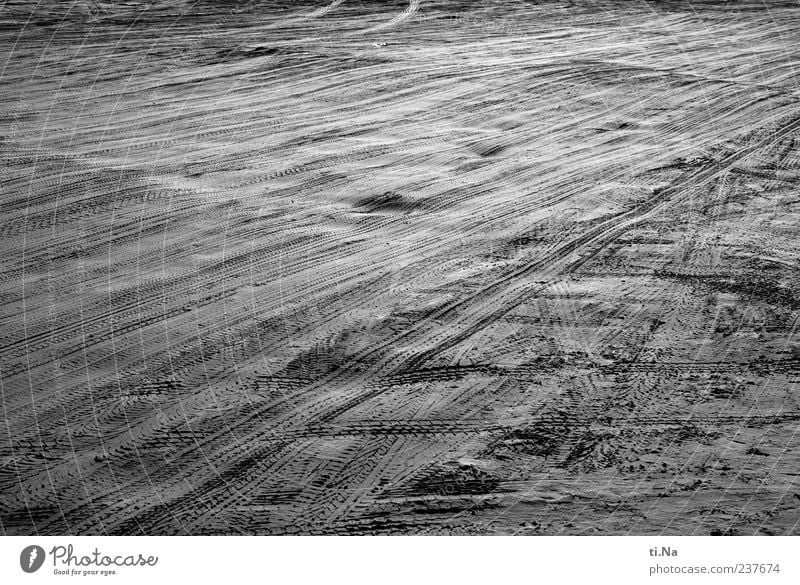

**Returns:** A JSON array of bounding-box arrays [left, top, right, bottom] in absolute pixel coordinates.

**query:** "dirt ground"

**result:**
[[2, 0, 800, 535]]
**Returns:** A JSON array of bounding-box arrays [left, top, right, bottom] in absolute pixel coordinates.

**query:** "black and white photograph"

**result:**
[[1, 0, 799, 581]]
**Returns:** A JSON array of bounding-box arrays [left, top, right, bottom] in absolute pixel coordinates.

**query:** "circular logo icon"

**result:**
[[20, 545, 45, 573]]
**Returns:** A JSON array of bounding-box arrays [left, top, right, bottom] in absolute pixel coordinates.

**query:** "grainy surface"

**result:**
[[1, 0, 800, 535]]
